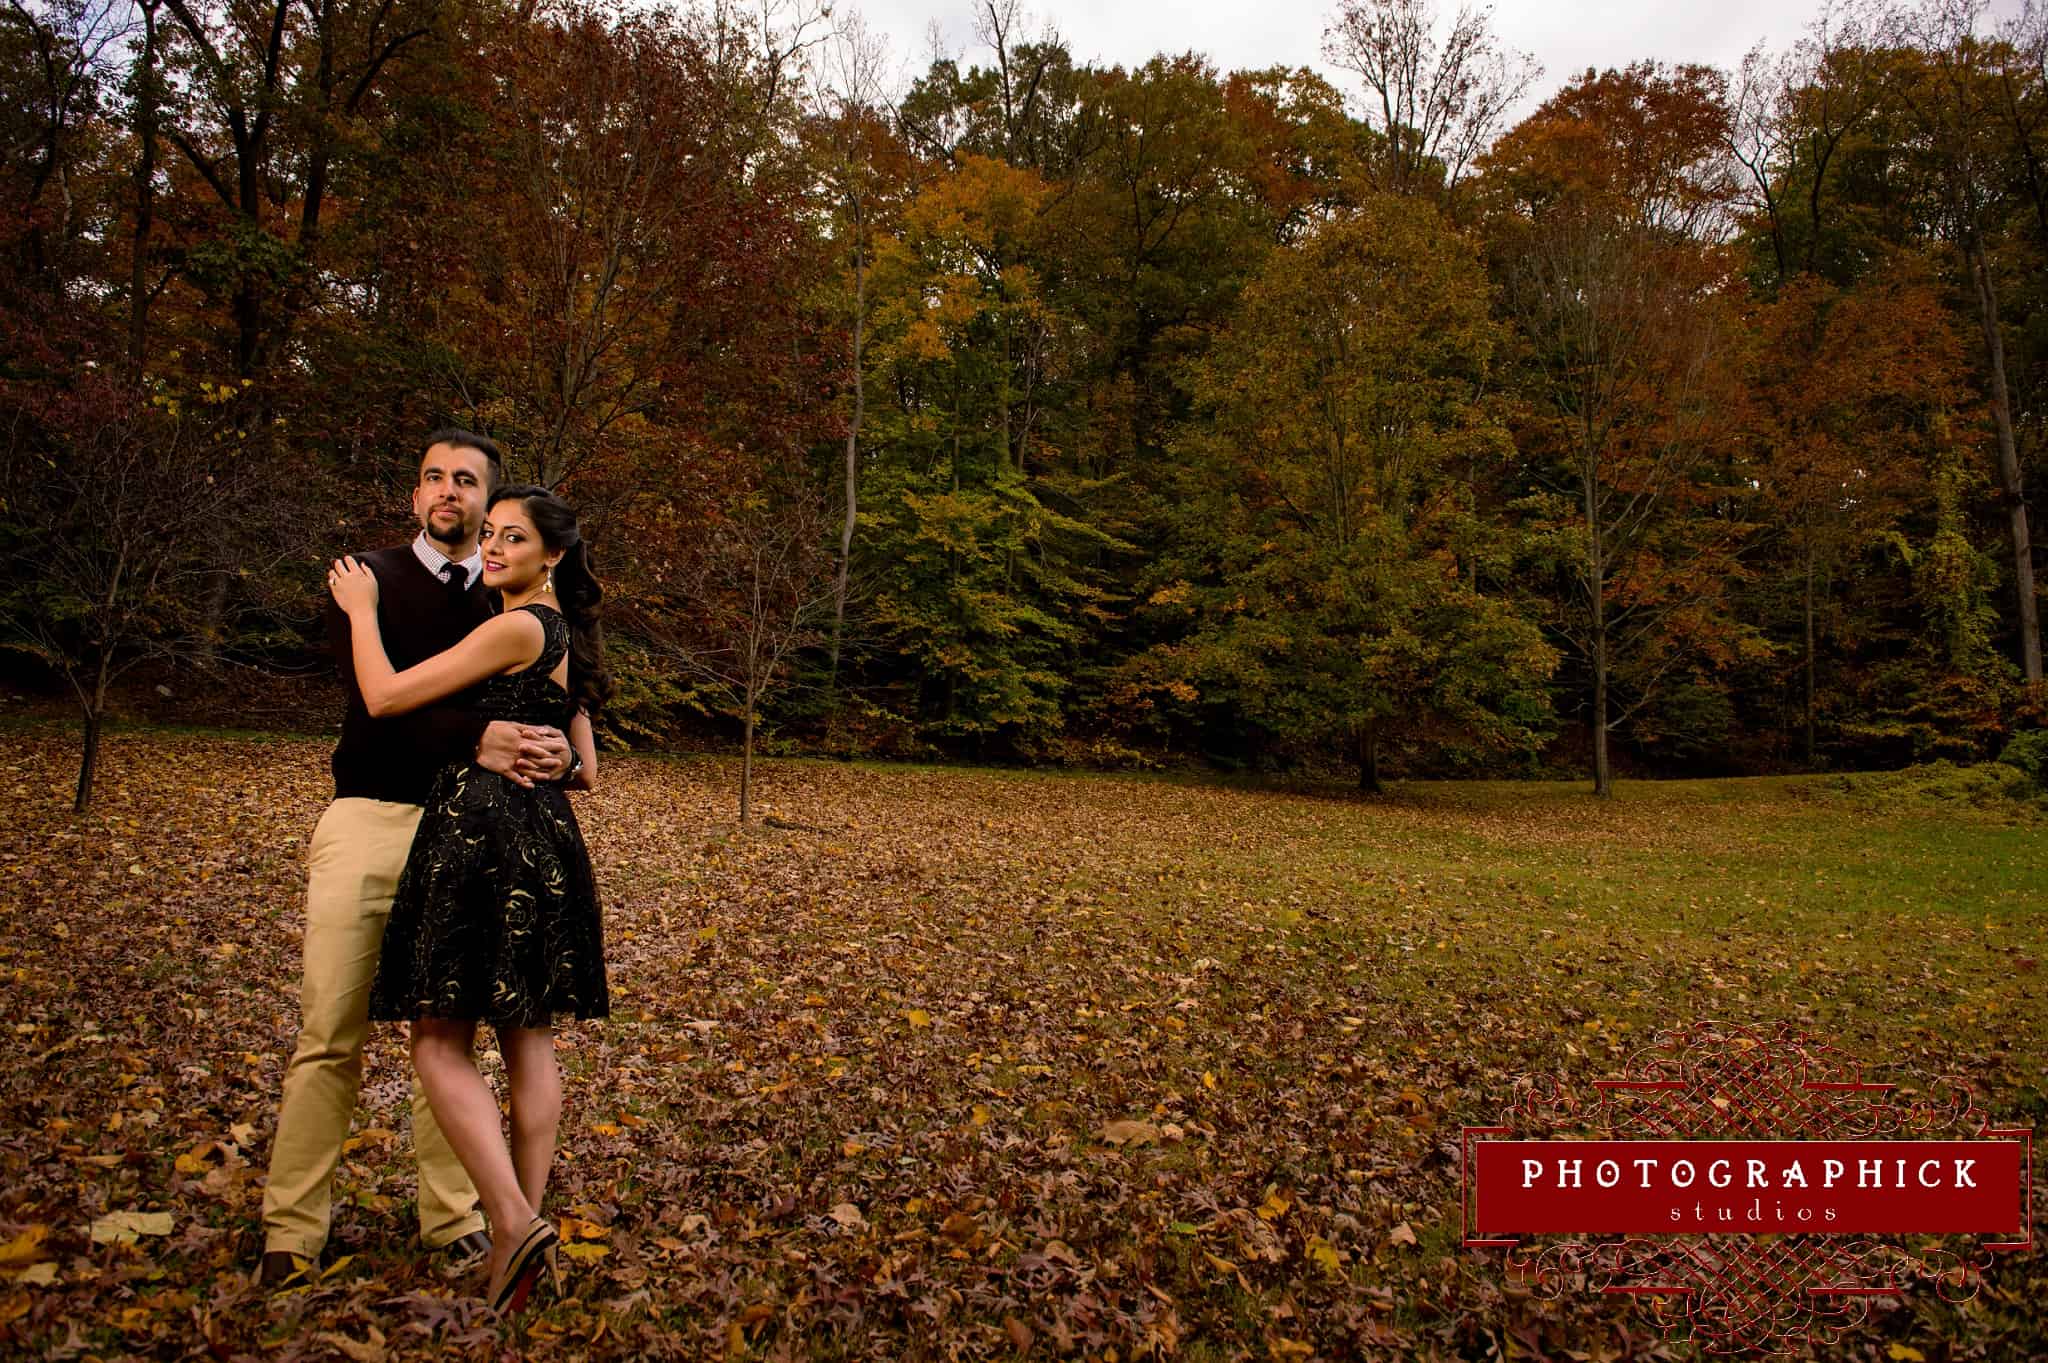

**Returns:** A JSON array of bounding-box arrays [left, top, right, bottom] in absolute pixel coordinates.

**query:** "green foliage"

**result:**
[[1835, 664, 2012, 766], [1913, 449, 2007, 672], [865, 465, 1127, 746], [1820, 759, 2046, 814], [1837, 444, 2021, 766], [599, 637, 699, 749], [1139, 196, 1557, 774], [1997, 729, 2048, 789], [181, 221, 303, 304], [1631, 680, 1739, 765], [857, 149, 1136, 751]]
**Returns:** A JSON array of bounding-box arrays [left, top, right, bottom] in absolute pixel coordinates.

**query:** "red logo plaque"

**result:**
[[1461, 1022, 2033, 1356]]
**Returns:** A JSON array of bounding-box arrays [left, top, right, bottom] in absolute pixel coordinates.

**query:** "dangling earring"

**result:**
[[544, 565, 556, 596]]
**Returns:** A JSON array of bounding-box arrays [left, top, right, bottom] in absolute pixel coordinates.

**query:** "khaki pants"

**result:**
[[260, 798, 483, 1257]]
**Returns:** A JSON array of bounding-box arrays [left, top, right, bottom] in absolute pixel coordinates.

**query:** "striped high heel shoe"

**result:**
[[487, 1216, 560, 1317]]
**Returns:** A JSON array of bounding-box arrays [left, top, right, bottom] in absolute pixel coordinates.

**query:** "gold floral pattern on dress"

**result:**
[[368, 604, 608, 1027]]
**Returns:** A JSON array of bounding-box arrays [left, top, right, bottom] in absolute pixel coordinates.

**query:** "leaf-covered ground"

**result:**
[[3, 728, 2044, 1361]]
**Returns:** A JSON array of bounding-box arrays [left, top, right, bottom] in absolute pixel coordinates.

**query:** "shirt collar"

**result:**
[[411, 531, 483, 590]]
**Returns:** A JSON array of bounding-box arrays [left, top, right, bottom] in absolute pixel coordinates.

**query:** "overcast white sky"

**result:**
[[845, 0, 2029, 109]]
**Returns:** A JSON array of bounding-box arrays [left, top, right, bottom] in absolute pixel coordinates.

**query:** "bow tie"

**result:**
[[440, 563, 470, 593]]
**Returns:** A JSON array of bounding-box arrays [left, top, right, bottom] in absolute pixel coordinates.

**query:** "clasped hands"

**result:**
[[478, 723, 572, 787]]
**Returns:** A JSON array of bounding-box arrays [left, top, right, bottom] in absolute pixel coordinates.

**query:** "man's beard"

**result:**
[[425, 510, 469, 547]]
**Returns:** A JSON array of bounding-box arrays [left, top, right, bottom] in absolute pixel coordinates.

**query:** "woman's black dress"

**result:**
[[369, 603, 608, 1028]]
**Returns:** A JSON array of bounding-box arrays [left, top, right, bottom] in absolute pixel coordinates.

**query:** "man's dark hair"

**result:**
[[419, 427, 504, 487]]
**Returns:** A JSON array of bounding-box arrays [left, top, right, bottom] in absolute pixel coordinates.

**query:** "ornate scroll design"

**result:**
[[1506, 1235, 1981, 1356], [1467, 1020, 2020, 1357]]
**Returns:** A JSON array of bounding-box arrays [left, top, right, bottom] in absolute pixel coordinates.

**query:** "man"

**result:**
[[257, 429, 576, 1288]]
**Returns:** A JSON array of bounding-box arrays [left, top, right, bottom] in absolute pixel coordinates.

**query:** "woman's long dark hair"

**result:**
[[488, 485, 613, 718]]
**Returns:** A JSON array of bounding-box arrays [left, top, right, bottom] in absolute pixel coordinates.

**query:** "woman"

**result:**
[[327, 485, 611, 1315]]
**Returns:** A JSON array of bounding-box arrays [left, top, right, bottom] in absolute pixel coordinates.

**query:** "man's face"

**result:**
[[412, 442, 491, 550]]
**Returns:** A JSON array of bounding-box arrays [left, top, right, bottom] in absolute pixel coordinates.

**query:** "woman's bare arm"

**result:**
[[566, 709, 598, 791], [347, 606, 544, 717]]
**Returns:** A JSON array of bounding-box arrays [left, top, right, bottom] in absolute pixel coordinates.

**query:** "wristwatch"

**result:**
[[562, 749, 584, 784]]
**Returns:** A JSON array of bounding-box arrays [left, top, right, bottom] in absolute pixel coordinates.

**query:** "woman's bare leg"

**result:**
[[499, 1026, 561, 1214], [410, 1019, 534, 1288]]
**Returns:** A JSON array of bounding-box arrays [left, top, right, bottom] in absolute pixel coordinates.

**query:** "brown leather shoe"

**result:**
[[255, 1250, 314, 1290], [437, 1229, 491, 1277]]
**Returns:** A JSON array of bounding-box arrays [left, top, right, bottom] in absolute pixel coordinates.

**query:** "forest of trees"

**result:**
[[4, 0, 2045, 805]]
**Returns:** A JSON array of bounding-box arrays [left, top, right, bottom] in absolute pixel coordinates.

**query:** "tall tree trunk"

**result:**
[[127, 2, 159, 379], [233, 279, 263, 379], [1586, 464, 1613, 798], [1356, 716, 1381, 793], [1964, 235, 2042, 683], [75, 656, 111, 812], [829, 244, 864, 695], [1803, 539, 1817, 767], [300, 0, 335, 256], [75, 706, 100, 814], [1998, 66, 2048, 248], [999, 322, 1013, 474], [1589, 634, 1605, 802], [1592, 631, 1611, 798], [1000, 323, 1016, 589], [740, 694, 755, 824], [945, 372, 961, 726]]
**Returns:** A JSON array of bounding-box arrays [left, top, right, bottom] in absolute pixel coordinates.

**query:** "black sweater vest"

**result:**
[[328, 544, 493, 804]]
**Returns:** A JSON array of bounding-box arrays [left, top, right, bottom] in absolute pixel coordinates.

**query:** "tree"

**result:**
[[124, 0, 162, 378], [861, 151, 1128, 750], [437, 6, 786, 492], [1321, 0, 1538, 203], [1222, 65, 1375, 244], [1727, 2, 1890, 288], [1840, 430, 2020, 761], [1148, 195, 1556, 788], [1503, 213, 1764, 794], [646, 486, 836, 824], [1483, 59, 1741, 239], [805, 14, 910, 698], [0, 0, 130, 290], [1996, 1, 2048, 243], [897, 3, 1082, 172], [149, 0, 439, 382], [1748, 263, 1969, 761], [0, 374, 271, 809], [1052, 54, 1270, 462], [1486, 64, 1764, 795], [970, 0, 1061, 166], [393, 1, 836, 753], [1888, 0, 2042, 685]]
